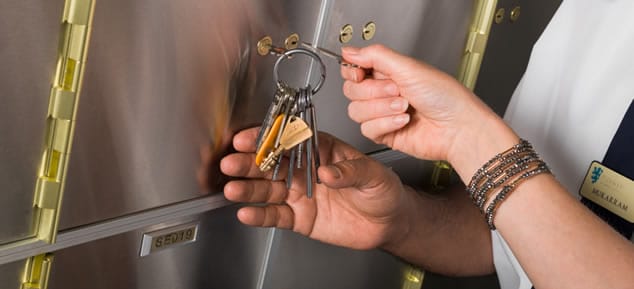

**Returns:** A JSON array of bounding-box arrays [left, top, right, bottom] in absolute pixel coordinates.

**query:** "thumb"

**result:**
[[341, 44, 415, 78], [318, 157, 387, 191]]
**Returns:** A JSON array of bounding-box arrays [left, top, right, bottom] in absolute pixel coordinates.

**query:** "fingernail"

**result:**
[[384, 83, 399, 95], [394, 114, 410, 125], [390, 99, 407, 111], [342, 46, 360, 55], [328, 165, 342, 179]]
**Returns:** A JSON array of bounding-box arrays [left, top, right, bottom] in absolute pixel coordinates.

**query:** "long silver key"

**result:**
[[306, 87, 321, 183], [301, 42, 360, 68]]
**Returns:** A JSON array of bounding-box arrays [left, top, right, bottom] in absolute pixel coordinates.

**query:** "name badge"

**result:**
[[580, 161, 634, 223]]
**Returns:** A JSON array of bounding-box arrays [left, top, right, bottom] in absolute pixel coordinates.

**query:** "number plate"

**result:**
[[139, 222, 199, 257]]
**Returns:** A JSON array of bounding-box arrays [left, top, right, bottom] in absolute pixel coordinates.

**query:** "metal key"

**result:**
[[301, 42, 360, 68], [259, 116, 313, 172], [256, 82, 296, 152], [305, 86, 321, 183]]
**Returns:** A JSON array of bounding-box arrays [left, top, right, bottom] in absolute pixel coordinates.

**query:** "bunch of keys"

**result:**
[[255, 48, 326, 198]]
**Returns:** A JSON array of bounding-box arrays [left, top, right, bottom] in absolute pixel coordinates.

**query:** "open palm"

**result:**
[[220, 127, 412, 250]]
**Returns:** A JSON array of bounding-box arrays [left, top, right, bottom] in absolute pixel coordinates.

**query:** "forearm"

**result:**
[[496, 173, 634, 289], [449, 113, 634, 288], [382, 184, 495, 276]]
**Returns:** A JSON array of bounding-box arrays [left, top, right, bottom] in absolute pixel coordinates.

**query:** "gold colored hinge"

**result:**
[[430, 0, 498, 190], [21, 254, 54, 289], [400, 265, 425, 289], [33, 0, 95, 244], [456, 0, 498, 90]]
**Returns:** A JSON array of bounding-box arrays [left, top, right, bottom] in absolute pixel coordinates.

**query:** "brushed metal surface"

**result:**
[[49, 206, 270, 289], [0, 0, 66, 244], [309, 0, 475, 153], [0, 260, 24, 288], [59, 0, 323, 229], [262, 229, 406, 289]]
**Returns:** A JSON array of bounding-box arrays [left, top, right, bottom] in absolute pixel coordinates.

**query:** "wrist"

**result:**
[[380, 186, 417, 252], [447, 110, 520, 185]]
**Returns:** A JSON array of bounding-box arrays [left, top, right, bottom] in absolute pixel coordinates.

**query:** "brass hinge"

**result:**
[[430, 0, 499, 189], [457, 0, 498, 90], [21, 254, 54, 289], [33, 0, 95, 244], [400, 265, 425, 289]]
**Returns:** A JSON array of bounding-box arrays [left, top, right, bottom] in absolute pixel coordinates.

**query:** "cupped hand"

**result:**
[[340, 45, 500, 164], [220, 127, 413, 250]]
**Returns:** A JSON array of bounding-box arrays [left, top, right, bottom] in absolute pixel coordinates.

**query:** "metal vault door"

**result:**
[[0, 0, 67, 246]]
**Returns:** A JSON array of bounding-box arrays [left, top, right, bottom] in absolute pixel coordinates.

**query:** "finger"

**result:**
[[342, 79, 399, 101], [340, 65, 369, 83], [372, 70, 389, 80], [348, 97, 409, 123], [318, 157, 388, 191], [359, 114, 410, 141], [220, 152, 289, 180], [233, 127, 260, 152], [224, 179, 289, 204], [237, 205, 294, 229], [341, 45, 416, 79]]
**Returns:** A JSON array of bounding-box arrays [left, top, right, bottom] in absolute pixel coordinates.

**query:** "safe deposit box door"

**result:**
[[58, 0, 324, 230], [309, 0, 475, 154], [48, 206, 269, 289], [0, 0, 66, 245]]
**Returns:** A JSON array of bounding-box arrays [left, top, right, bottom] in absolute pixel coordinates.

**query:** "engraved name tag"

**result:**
[[580, 161, 634, 223], [139, 222, 199, 257]]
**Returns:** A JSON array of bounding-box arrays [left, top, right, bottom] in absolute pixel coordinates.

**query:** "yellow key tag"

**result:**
[[255, 115, 285, 166], [279, 116, 313, 150]]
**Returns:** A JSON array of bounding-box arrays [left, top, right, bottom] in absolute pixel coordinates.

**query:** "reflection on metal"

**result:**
[[510, 6, 521, 22], [284, 33, 300, 49], [339, 24, 353, 43], [33, 0, 95, 244], [362, 21, 376, 40], [139, 222, 199, 257], [21, 254, 54, 289], [495, 8, 505, 24]]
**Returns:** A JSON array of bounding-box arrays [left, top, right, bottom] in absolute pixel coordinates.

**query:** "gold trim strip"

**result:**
[[33, 0, 95, 244], [457, 0, 498, 90]]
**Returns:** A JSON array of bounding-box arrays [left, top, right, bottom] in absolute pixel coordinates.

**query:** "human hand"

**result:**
[[340, 45, 518, 181], [220, 127, 414, 250]]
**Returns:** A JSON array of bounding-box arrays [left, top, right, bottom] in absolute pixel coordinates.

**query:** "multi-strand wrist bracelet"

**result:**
[[467, 139, 551, 230]]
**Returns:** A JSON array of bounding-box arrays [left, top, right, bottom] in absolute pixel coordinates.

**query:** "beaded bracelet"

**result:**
[[467, 139, 532, 199], [474, 155, 542, 211], [467, 139, 551, 230]]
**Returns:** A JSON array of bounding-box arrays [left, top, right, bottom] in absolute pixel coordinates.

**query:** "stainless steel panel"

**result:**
[[310, 0, 475, 153], [264, 3, 476, 286], [0, 1, 66, 244], [49, 205, 270, 289], [0, 260, 24, 288], [262, 229, 406, 289], [60, 0, 323, 229]]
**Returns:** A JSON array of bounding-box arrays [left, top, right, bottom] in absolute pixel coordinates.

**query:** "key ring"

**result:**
[[273, 48, 326, 95]]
